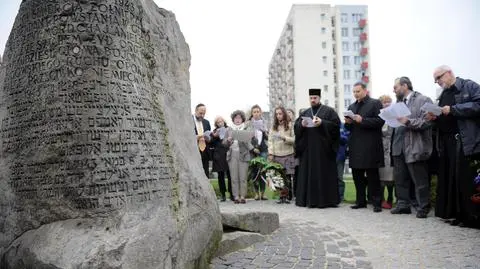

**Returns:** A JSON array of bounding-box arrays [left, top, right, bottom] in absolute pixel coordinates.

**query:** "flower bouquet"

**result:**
[[249, 157, 285, 191]]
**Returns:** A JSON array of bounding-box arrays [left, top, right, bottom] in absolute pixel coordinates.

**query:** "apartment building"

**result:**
[[268, 4, 371, 116]]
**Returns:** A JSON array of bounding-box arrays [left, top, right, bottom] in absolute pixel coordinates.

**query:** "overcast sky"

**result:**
[[1, 0, 479, 124]]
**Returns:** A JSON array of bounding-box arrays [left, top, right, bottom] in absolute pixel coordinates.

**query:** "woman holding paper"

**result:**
[[224, 110, 254, 204], [246, 105, 269, 200], [378, 95, 395, 209], [211, 116, 232, 202], [268, 107, 295, 204]]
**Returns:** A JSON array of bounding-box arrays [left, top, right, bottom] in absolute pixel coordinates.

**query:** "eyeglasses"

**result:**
[[434, 71, 448, 83]]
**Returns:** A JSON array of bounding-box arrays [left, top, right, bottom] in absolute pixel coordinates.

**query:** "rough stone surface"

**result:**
[[0, 0, 221, 268], [214, 200, 480, 268], [222, 212, 279, 235], [216, 231, 266, 257]]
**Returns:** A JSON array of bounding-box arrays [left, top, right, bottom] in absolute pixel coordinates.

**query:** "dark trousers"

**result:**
[[251, 164, 266, 193], [337, 161, 346, 201], [381, 181, 395, 203], [200, 150, 210, 178], [217, 170, 232, 197], [393, 155, 430, 212], [291, 165, 299, 199], [352, 168, 381, 207]]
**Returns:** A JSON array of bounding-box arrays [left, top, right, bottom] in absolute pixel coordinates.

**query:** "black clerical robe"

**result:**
[[294, 104, 341, 208]]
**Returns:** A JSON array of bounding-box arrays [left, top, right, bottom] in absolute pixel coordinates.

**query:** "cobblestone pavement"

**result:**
[[212, 201, 480, 269]]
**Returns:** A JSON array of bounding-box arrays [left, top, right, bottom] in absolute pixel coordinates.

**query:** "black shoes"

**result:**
[[350, 204, 367, 209], [390, 207, 412, 214], [373, 206, 382, 213], [277, 197, 290, 204], [416, 211, 428, 218], [220, 196, 226, 202]]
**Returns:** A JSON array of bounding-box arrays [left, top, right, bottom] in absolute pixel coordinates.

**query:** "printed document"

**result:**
[[343, 110, 355, 118], [301, 116, 315, 127], [379, 102, 411, 128], [421, 103, 442, 116], [232, 130, 254, 142]]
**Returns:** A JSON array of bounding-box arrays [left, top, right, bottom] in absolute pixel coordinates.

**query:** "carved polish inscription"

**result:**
[[1, 0, 175, 210]]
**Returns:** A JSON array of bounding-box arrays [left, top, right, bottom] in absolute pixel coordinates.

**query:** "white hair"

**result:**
[[435, 65, 453, 74]]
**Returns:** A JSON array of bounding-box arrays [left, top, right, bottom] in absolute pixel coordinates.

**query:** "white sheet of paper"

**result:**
[[301, 116, 315, 127], [421, 103, 442, 116], [379, 102, 411, 128], [232, 130, 254, 142], [379, 102, 410, 120], [217, 127, 227, 139], [251, 119, 265, 131], [203, 130, 212, 138], [343, 110, 355, 118], [271, 132, 283, 140]]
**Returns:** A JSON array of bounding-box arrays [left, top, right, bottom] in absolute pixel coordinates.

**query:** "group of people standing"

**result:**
[[193, 103, 297, 204], [194, 64, 480, 229]]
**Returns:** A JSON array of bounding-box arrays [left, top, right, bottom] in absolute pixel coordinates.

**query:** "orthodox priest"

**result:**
[[294, 88, 341, 208]]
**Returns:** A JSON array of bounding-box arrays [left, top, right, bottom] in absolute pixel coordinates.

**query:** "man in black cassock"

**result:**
[[294, 88, 341, 208], [427, 65, 480, 228]]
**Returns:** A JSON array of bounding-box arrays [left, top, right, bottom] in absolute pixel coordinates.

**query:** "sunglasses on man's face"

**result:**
[[435, 71, 448, 83]]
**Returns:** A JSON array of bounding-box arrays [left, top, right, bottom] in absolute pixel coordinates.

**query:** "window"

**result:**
[[325, 99, 329, 106], [344, 84, 351, 94], [343, 56, 350, 65], [355, 70, 362, 79], [342, 42, 349, 51], [352, 13, 363, 23], [322, 56, 327, 64], [353, 28, 361, 36], [321, 13, 326, 20], [324, 85, 328, 93], [341, 27, 348, 37], [321, 27, 326, 34], [341, 13, 348, 23], [353, 42, 361, 51], [322, 42, 327, 49], [354, 56, 361, 65], [344, 99, 352, 108], [344, 70, 351, 79], [323, 70, 328, 76]]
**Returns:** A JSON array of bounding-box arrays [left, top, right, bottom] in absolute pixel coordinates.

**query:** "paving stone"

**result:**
[[212, 201, 480, 269]]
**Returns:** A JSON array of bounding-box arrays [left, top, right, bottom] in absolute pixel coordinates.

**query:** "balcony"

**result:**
[[360, 48, 368, 56], [362, 75, 370, 83], [361, 61, 369, 70], [360, 33, 368, 42], [359, 19, 367, 28]]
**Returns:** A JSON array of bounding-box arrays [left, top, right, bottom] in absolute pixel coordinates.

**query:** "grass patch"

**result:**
[[210, 175, 358, 202]]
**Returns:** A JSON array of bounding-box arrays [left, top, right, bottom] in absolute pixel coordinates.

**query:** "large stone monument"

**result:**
[[0, 0, 222, 268]]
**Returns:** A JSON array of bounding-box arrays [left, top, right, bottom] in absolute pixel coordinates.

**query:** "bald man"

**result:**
[[427, 65, 480, 228]]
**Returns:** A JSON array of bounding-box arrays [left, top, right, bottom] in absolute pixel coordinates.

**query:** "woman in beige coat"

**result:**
[[268, 107, 295, 203]]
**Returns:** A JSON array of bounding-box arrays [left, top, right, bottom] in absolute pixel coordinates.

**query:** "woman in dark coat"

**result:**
[[211, 116, 232, 201]]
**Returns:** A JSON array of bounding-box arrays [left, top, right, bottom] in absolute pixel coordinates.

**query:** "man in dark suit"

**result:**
[[193, 103, 211, 178], [345, 82, 385, 213]]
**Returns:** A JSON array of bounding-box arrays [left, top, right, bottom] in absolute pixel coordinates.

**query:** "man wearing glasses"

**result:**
[[426, 65, 480, 228]]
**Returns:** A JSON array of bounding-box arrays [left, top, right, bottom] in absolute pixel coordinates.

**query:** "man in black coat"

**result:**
[[426, 65, 480, 228], [294, 88, 341, 208], [345, 82, 385, 212], [193, 103, 211, 178]]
